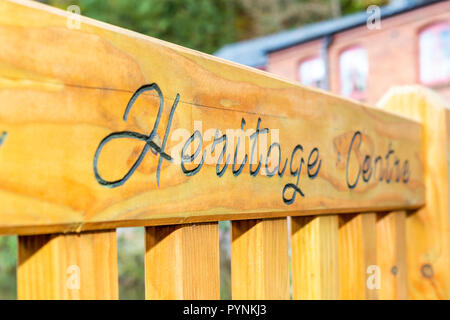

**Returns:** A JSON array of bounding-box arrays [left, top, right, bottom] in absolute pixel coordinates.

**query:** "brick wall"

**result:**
[[266, 1, 450, 105]]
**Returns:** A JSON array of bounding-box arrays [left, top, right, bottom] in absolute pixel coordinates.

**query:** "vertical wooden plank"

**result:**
[[17, 230, 118, 300], [291, 215, 339, 300], [338, 213, 377, 300], [376, 211, 408, 299], [145, 222, 220, 300], [378, 87, 450, 299], [231, 218, 289, 300]]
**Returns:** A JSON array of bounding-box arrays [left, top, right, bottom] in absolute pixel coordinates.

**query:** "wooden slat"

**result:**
[[145, 222, 219, 299], [0, 0, 424, 235], [376, 211, 408, 299], [379, 86, 450, 299], [231, 218, 289, 299], [17, 230, 118, 299], [291, 215, 339, 299], [338, 213, 377, 300]]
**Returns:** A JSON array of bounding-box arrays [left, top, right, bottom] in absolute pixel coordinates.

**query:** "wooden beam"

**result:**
[[17, 230, 118, 299], [291, 215, 339, 299], [145, 222, 220, 299], [0, 0, 424, 234], [376, 211, 408, 299], [338, 213, 377, 299], [231, 218, 289, 299], [378, 86, 450, 299]]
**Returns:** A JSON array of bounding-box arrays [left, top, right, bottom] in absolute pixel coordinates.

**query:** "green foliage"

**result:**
[[0, 236, 17, 300], [45, 0, 391, 53], [48, 0, 237, 53], [219, 221, 231, 300], [117, 228, 145, 300], [341, 0, 389, 14]]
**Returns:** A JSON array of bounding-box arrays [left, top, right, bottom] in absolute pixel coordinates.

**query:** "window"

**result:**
[[339, 47, 368, 100], [419, 22, 450, 85], [298, 57, 325, 88]]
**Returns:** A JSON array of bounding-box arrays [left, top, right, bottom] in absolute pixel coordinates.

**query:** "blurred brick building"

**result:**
[[215, 0, 450, 105]]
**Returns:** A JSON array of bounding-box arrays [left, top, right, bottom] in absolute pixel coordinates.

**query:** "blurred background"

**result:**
[[45, 0, 392, 54], [0, 0, 448, 299]]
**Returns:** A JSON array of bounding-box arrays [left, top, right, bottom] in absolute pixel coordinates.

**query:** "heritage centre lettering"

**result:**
[[93, 83, 410, 205]]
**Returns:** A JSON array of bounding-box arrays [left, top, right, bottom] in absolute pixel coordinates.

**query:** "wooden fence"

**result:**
[[0, 0, 448, 299]]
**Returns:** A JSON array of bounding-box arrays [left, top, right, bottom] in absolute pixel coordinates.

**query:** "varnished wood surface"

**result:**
[[231, 218, 290, 299], [291, 215, 339, 299], [338, 213, 377, 299], [17, 230, 118, 299], [376, 211, 408, 299], [378, 86, 450, 299], [0, 0, 424, 235], [145, 222, 220, 299]]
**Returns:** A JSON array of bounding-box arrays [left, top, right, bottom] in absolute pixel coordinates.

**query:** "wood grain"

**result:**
[[17, 229, 118, 299], [291, 215, 339, 299], [376, 211, 408, 299], [145, 222, 220, 299], [0, 0, 424, 234], [338, 213, 377, 299], [231, 218, 289, 299], [378, 86, 450, 299]]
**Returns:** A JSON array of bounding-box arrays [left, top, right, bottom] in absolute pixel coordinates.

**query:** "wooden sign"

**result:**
[[0, 0, 424, 235]]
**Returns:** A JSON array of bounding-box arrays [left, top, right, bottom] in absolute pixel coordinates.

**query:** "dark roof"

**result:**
[[214, 0, 441, 67]]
